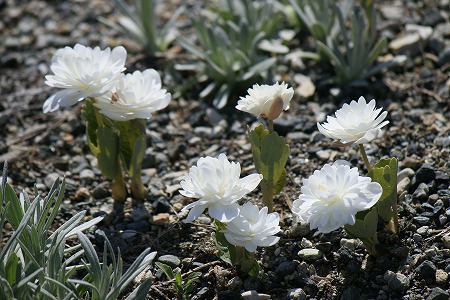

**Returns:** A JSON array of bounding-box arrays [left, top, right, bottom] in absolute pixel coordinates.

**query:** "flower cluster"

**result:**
[[44, 44, 170, 120], [180, 154, 280, 252]]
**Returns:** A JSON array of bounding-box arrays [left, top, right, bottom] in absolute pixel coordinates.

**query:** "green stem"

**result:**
[[386, 204, 399, 234], [268, 119, 274, 133], [261, 179, 274, 213], [130, 173, 147, 202], [358, 144, 372, 173], [111, 173, 127, 204]]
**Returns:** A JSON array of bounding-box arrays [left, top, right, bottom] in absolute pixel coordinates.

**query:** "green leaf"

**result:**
[[344, 205, 378, 239], [4, 183, 24, 229], [369, 158, 398, 232], [175, 272, 182, 287], [5, 253, 19, 286], [212, 220, 237, 266], [81, 99, 100, 155], [155, 262, 174, 280], [273, 168, 287, 195], [240, 250, 260, 277], [249, 127, 289, 194], [113, 119, 146, 173], [96, 126, 121, 179]]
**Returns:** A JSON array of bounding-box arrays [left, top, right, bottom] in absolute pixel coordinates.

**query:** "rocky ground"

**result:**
[[1, 0, 450, 299]]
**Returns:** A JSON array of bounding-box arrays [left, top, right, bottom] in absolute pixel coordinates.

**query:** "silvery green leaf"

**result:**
[[258, 39, 289, 54]]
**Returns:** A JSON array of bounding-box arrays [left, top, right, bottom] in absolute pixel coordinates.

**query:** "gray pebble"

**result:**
[[80, 169, 95, 183], [298, 248, 322, 261], [289, 220, 311, 237], [275, 261, 296, 277], [385, 271, 410, 291], [92, 182, 111, 199], [227, 276, 243, 291], [398, 168, 415, 182], [413, 216, 430, 225], [44, 172, 60, 188], [417, 226, 429, 235], [426, 287, 449, 300], [158, 255, 181, 268], [416, 260, 437, 278], [413, 233, 423, 242], [286, 288, 307, 300], [435, 269, 448, 285], [413, 183, 430, 201], [340, 285, 361, 300]]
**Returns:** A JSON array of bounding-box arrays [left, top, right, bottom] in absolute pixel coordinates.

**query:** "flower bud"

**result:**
[[265, 96, 284, 120]]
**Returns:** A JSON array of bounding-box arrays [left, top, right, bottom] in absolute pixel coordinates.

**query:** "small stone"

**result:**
[[300, 238, 313, 248], [44, 172, 60, 188], [286, 288, 307, 300], [422, 8, 446, 26], [75, 187, 90, 200], [227, 276, 243, 291], [435, 269, 448, 285], [340, 238, 360, 251], [275, 261, 296, 277], [426, 287, 449, 300], [79, 169, 95, 183], [152, 197, 171, 214], [389, 33, 422, 56], [298, 248, 322, 261], [158, 255, 181, 268], [294, 74, 315, 99], [131, 206, 150, 222], [417, 226, 429, 236], [405, 24, 433, 40], [151, 213, 170, 225], [386, 272, 410, 291], [241, 290, 270, 300], [289, 220, 311, 237], [413, 233, 423, 242], [316, 149, 331, 160], [416, 260, 437, 278], [398, 168, 415, 182], [416, 163, 436, 184], [413, 216, 430, 225], [413, 183, 430, 201], [442, 233, 450, 248], [397, 177, 411, 195], [92, 182, 111, 199]]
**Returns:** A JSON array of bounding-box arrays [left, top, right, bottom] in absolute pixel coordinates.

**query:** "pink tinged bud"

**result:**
[[265, 96, 284, 120]]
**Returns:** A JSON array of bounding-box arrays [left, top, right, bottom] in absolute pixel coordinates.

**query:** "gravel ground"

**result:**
[[1, 0, 450, 299]]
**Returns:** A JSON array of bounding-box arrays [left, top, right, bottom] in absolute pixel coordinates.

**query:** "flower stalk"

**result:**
[[358, 144, 372, 173]]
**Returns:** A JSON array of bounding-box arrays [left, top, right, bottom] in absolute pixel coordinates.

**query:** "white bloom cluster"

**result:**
[[292, 160, 382, 233], [180, 154, 280, 252], [236, 82, 294, 120], [44, 44, 170, 120], [317, 96, 389, 145]]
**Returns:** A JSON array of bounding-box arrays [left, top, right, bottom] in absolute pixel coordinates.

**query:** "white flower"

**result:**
[[180, 154, 263, 223], [43, 44, 127, 113], [94, 69, 171, 121], [292, 160, 382, 233], [222, 202, 280, 252], [317, 96, 389, 145], [236, 82, 294, 120]]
